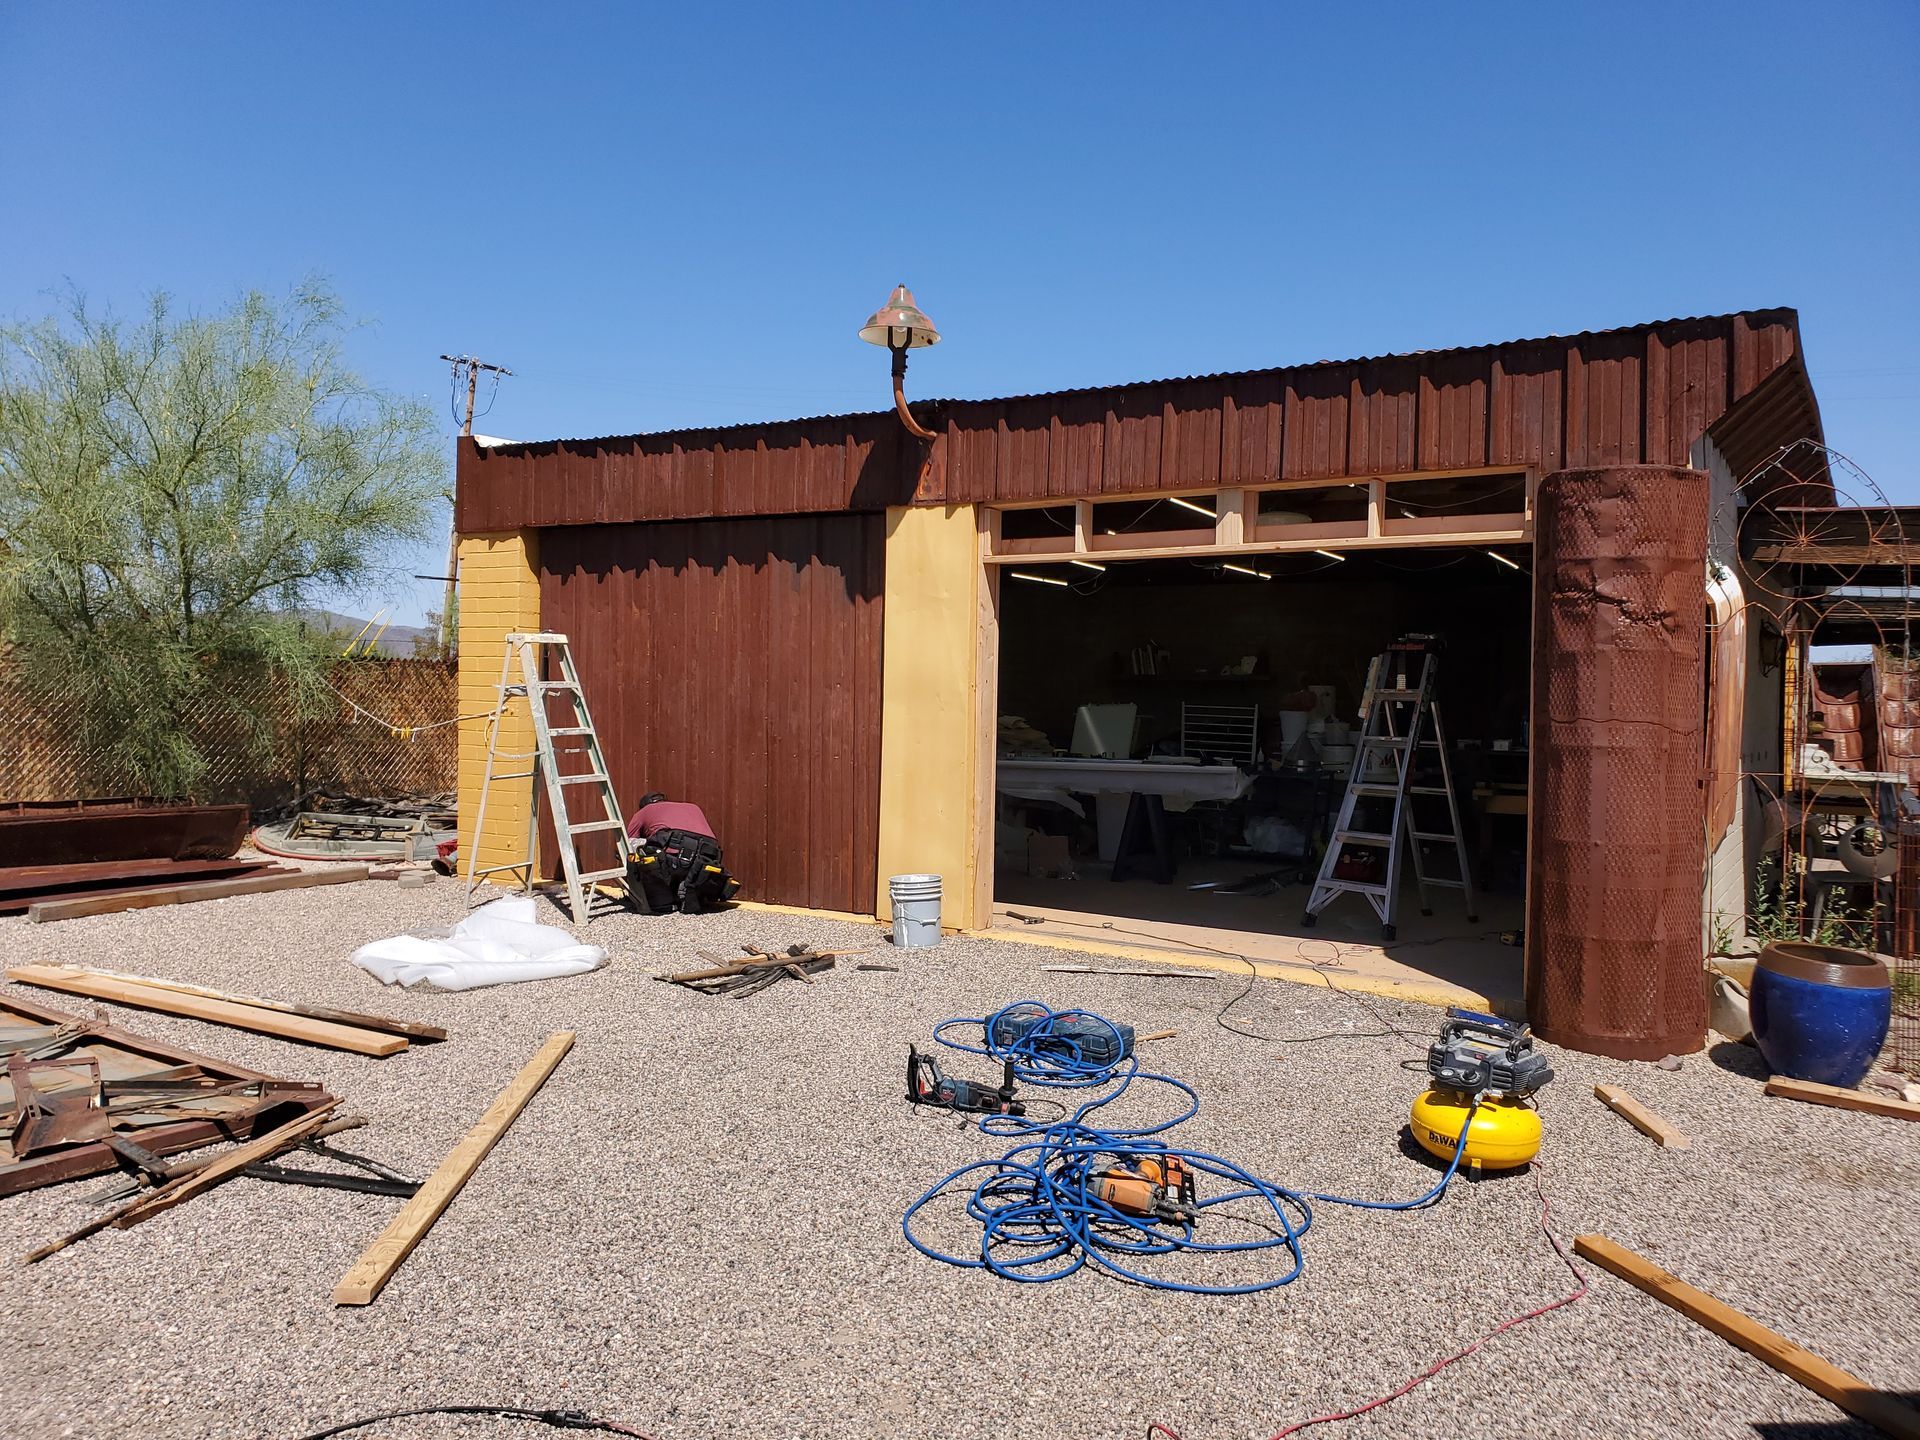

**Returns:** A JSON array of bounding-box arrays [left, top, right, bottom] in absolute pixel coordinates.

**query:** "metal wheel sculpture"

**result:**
[[1704, 440, 1919, 1070]]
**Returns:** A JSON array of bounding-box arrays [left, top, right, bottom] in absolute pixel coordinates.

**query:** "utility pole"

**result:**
[[438, 355, 513, 654]]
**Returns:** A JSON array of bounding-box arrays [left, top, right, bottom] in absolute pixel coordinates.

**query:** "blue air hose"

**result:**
[[902, 1001, 1477, 1293]]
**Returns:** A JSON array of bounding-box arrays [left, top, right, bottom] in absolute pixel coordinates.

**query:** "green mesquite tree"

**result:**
[[0, 283, 445, 796]]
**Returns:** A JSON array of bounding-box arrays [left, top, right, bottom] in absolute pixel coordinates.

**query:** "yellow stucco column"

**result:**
[[456, 530, 542, 885], [875, 504, 997, 931]]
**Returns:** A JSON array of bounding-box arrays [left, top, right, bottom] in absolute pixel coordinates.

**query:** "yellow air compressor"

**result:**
[[1410, 1010, 1552, 1172]]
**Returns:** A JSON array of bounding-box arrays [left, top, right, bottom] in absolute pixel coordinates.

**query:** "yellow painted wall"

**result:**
[[875, 504, 994, 930], [456, 530, 542, 884]]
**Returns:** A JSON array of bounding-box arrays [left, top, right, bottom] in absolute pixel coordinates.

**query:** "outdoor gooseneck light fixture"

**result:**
[[858, 284, 941, 440]]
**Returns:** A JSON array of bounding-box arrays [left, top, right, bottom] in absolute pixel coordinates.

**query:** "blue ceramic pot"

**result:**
[[1750, 942, 1891, 1088]]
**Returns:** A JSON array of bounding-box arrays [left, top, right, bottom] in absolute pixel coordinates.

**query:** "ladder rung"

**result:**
[[488, 770, 535, 781], [1425, 878, 1467, 889], [1334, 830, 1394, 845], [1410, 830, 1458, 842], [550, 727, 593, 736], [1316, 881, 1389, 897], [575, 867, 629, 883], [1366, 738, 1411, 748], [1409, 785, 1449, 795], [558, 772, 610, 785], [1375, 689, 1423, 698], [470, 862, 532, 877], [535, 680, 580, 692], [1351, 783, 1401, 796], [568, 819, 625, 834]]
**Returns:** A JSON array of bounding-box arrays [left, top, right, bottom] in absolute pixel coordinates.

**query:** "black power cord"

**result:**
[[294, 1405, 658, 1439]]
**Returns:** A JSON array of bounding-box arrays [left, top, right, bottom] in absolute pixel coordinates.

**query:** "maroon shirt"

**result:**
[[627, 800, 714, 841]]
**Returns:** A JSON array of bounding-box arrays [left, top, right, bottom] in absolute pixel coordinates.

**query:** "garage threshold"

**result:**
[[983, 901, 1523, 1017], [731, 898, 1521, 1017]]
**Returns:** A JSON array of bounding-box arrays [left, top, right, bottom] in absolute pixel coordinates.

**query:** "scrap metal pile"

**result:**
[[2, 992, 336, 1201]]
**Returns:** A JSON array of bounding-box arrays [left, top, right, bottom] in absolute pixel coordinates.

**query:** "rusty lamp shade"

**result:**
[[858, 285, 941, 350]]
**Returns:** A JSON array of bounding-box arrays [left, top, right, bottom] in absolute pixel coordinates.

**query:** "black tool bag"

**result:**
[[631, 828, 732, 914]]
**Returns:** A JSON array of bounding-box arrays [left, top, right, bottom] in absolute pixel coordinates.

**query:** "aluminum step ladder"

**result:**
[[465, 632, 629, 925], [1304, 644, 1477, 941]]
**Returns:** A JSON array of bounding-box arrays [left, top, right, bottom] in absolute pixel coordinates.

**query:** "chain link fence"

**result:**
[[0, 659, 458, 808]]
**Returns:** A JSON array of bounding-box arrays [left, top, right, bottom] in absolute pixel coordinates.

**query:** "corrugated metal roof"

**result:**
[[457, 308, 1817, 532], [483, 308, 1800, 452]]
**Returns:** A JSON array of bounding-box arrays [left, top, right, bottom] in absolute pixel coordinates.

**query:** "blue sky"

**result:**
[[3, 3, 1916, 626]]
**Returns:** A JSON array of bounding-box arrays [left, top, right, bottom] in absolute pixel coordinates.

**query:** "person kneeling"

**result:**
[[624, 793, 740, 914]]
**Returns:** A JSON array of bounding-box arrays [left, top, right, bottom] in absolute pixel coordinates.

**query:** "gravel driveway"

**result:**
[[4, 878, 1915, 1440]]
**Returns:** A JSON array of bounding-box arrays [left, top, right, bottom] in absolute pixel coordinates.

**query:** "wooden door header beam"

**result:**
[[984, 473, 1535, 565]]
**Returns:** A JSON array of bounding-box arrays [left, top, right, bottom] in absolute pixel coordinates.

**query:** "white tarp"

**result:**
[[352, 895, 608, 991]]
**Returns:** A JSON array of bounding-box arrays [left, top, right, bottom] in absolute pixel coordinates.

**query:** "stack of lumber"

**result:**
[[0, 858, 286, 916], [5, 965, 443, 1056], [657, 943, 852, 998], [16, 864, 370, 923]]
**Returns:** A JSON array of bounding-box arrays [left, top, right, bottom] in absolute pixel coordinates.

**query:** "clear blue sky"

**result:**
[[4, 3, 1916, 626]]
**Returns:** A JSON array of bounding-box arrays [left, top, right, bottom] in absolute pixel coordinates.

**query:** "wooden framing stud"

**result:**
[[332, 1032, 576, 1306], [1765, 1075, 1920, 1122], [1593, 1083, 1691, 1149], [1574, 1234, 1920, 1440]]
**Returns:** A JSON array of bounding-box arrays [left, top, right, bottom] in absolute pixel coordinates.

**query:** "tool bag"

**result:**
[[628, 828, 736, 914]]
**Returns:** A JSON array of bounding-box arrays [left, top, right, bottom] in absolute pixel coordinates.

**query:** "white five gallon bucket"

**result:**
[[889, 873, 943, 949]]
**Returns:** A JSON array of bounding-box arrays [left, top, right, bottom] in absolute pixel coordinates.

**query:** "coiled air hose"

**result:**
[[903, 1001, 1478, 1293]]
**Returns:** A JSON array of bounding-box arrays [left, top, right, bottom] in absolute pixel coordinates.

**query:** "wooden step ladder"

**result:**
[[464, 632, 629, 925], [1304, 642, 1477, 941]]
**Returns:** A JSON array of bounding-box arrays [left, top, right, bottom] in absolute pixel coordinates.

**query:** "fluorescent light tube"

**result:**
[[1168, 496, 1218, 520], [1010, 571, 1071, 587]]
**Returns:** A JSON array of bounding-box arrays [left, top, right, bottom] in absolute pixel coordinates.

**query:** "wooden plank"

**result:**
[[1593, 1083, 1691, 1148], [52, 966, 446, 1041], [5, 966, 406, 1057], [1765, 1075, 1920, 1122], [332, 1031, 575, 1306], [25, 865, 369, 922], [25, 1104, 338, 1262], [113, 1102, 340, 1227], [1572, 1233, 1920, 1440]]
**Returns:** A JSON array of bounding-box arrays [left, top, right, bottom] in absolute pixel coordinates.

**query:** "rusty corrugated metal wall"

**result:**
[[537, 516, 884, 914], [458, 311, 1811, 531], [1527, 465, 1709, 1061]]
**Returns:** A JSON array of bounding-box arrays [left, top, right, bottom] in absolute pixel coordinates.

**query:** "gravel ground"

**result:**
[[3, 876, 1916, 1440]]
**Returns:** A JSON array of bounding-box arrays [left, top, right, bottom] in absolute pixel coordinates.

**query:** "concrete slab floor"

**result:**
[[995, 857, 1526, 1013], [3, 877, 1914, 1440]]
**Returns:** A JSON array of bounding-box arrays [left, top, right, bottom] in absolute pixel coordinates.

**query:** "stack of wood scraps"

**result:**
[[657, 943, 856, 998], [6, 965, 444, 1056]]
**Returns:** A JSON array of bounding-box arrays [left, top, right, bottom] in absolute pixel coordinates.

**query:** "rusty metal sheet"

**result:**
[[1526, 464, 1710, 1060], [0, 858, 269, 915], [0, 800, 248, 868], [0, 993, 332, 1195]]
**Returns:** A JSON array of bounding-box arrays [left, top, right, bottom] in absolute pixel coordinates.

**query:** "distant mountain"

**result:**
[[289, 609, 438, 658]]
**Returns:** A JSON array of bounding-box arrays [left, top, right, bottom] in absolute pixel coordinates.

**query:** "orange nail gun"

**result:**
[[1088, 1153, 1198, 1225]]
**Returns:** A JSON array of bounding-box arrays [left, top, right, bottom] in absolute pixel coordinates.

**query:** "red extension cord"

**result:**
[[1146, 1161, 1590, 1440]]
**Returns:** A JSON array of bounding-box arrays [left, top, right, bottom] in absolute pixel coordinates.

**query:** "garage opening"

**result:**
[[989, 543, 1532, 1007]]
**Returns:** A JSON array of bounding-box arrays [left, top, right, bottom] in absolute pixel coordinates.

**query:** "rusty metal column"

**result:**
[[1526, 465, 1709, 1059]]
